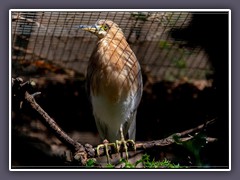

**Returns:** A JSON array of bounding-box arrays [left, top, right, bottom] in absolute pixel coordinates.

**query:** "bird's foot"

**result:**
[[96, 139, 116, 164], [115, 126, 136, 161], [116, 138, 136, 161]]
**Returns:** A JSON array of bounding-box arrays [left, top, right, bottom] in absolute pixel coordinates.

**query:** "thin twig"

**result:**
[[25, 92, 82, 151], [24, 91, 89, 165], [177, 118, 216, 137]]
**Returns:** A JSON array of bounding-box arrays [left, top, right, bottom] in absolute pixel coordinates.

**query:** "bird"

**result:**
[[79, 19, 143, 161]]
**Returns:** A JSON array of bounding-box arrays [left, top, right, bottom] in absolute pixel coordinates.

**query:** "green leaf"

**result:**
[[174, 132, 208, 166], [86, 158, 96, 167], [105, 163, 115, 168]]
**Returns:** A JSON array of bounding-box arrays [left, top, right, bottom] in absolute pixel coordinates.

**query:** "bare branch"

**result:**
[[12, 77, 217, 166]]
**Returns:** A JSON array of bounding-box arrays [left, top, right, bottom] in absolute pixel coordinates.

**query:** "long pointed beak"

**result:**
[[78, 24, 98, 33]]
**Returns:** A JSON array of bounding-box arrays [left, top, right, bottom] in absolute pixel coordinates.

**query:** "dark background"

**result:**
[[10, 11, 229, 168], [0, 0, 238, 179]]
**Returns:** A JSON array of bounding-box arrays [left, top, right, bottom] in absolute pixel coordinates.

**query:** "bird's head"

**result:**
[[79, 19, 123, 39]]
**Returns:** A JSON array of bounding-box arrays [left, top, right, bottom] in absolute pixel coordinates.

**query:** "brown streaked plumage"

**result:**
[[79, 19, 143, 143]]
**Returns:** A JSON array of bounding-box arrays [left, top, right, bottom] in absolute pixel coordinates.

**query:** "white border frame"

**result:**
[[9, 9, 231, 171]]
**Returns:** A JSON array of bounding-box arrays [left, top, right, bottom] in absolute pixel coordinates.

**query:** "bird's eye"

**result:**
[[102, 24, 109, 31]]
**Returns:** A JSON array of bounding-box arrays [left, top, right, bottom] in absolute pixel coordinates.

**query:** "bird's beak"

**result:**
[[78, 24, 99, 33]]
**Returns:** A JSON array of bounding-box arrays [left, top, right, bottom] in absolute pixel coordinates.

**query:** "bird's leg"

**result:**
[[115, 125, 136, 161], [96, 139, 116, 164]]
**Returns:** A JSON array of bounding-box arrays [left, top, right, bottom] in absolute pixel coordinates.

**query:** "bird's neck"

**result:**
[[99, 30, 126, 45]]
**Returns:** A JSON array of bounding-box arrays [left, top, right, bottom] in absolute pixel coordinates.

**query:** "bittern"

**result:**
[[79, 19, 143, 161]]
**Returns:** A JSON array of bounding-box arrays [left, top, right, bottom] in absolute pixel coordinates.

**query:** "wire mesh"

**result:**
[[11, 11, 212, 81]]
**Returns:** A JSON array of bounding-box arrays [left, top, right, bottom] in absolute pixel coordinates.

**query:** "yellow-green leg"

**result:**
[[96, 139, 116, 164], [96, 126, 136, 163], [116, 126, 136, 161]]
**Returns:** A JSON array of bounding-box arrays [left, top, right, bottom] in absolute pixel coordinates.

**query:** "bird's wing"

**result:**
[[122, 50, 143, 140], [126, 111, 137, 140], [86, 46, 98, 100], [133, 62, 143, 112], [123, 60, 142, 140]]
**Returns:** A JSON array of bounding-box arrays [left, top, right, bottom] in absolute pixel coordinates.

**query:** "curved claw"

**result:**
[[96, 144, 105, 157], [96, 140, 116, 164]]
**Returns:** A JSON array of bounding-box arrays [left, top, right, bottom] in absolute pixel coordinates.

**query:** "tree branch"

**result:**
[[12, 77, 217, 166]]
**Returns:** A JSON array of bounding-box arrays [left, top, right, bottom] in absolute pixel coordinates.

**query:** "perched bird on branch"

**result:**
[[79, 19, 143, 161]]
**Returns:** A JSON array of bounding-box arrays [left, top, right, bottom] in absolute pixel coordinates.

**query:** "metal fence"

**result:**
[[11, 11, 212, 81]]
